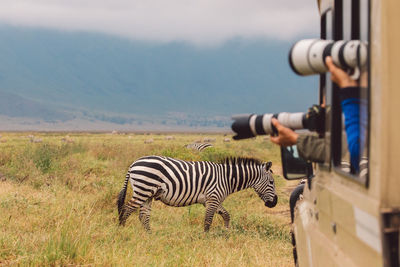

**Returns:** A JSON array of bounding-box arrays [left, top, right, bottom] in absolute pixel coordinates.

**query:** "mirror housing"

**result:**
[[281, 145, 313, 180]]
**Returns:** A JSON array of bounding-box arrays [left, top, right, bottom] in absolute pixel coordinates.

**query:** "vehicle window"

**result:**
[[333, 0, 370, 185]]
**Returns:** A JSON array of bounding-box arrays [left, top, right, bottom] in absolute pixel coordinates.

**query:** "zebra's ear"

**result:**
[[265, 161, 272, 171]]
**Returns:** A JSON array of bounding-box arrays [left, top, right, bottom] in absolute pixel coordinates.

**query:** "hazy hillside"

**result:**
[[0, 25, 317, 129]]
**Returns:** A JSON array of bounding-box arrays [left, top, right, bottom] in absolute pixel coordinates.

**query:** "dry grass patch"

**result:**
[[0, 133, 293, 266]]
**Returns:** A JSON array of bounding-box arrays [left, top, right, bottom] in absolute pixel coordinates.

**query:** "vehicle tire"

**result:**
[[289, 183, 305, 266], [290, 183, 305, 223]]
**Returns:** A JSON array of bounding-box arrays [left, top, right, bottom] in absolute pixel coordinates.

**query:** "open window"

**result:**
[[331, 0, 370, 185]]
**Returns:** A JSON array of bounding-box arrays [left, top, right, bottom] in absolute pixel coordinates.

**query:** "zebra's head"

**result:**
[[253, 161, 278, 208]]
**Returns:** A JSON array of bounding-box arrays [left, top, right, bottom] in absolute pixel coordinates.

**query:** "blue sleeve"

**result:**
[[340, 87, 367, 173]]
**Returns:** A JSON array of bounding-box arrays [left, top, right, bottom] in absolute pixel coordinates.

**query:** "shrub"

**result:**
[[33, 144, 57, 173]]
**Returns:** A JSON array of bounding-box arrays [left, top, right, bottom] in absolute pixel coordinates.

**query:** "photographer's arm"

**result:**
[[296, 135, 325, 163], [326, 56, 367, 173], [270, 118, 325, 163]]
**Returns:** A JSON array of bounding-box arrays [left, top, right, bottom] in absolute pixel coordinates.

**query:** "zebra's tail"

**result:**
[[117, 173, 130, 216]]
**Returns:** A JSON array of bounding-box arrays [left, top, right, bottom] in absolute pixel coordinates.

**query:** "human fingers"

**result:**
[[325, 56, 343, 78], [326, 56, 358, 87], [271, 118, 284, 132], [325, 56, 335, 71], [325, 57, 341, 84]]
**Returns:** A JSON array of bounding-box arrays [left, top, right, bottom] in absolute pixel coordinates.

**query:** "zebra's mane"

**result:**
[[220, 157, 263, 166]]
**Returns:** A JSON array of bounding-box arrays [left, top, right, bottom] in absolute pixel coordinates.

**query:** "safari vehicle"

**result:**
[[281, 0, 400, 266]]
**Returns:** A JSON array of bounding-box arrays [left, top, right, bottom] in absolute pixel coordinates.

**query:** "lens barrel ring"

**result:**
[[288, 44, 302, 76], [255, 115, 267, 135], [338, 41, 350, 69], [322, 43, 334, 64]]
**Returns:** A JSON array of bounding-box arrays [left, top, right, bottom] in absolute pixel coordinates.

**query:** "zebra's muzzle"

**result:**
[[265, 195, 278, 208]]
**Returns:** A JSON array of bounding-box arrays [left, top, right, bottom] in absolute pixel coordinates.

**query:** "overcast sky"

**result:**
[[0, 0, 320, 45]]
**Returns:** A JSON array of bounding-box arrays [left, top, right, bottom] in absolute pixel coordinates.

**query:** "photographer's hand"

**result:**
[[325, 56, 358, 88], [270, 118, 298, 147]]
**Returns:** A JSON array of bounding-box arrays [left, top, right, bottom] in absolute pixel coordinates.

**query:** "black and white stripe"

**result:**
[[340, 156, 368, 179], [184, 143, 213, 151], [117, 156, 277, 231]]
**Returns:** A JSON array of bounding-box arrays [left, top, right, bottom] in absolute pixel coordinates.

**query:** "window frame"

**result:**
[[319, 8, 333, 170]]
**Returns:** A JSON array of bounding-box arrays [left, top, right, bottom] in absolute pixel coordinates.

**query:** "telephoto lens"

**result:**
[[231, 106, 325, 140], [231, 112, 305, 140], [289, 39, 367, 76]]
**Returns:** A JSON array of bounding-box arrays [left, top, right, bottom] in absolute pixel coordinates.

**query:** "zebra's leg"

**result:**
[[217, 205, 230, 228], [204, 196, 220, 232], [139, 198, 152, 232], [119, 196, 144, 226]]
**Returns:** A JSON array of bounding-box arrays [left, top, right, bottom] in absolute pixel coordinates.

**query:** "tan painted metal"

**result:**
[[293, 0, 400, 266], [375, 0, 400, 207], [317, 0, 333, 14]]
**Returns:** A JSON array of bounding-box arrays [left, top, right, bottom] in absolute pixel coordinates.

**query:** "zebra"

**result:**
[[117, 156, 277, 232], [184, 143, 213, 151]]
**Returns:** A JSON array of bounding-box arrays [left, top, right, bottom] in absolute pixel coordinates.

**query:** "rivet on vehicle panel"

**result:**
[[331, 222, 337, 234]]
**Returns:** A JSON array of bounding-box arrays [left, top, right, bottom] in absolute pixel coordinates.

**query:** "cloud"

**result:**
[[0, 0, 320, 45]]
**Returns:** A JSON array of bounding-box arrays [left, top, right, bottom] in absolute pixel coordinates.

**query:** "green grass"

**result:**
[[0, 132, 294, 266]]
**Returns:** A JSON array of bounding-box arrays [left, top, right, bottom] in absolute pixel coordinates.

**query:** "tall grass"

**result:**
[[0, 133, 294, 266]]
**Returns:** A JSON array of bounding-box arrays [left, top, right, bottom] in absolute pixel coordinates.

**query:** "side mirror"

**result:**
[[281, 145, 313, 180]]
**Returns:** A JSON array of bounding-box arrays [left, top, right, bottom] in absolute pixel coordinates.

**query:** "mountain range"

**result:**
[[0, 25, 318, 131]]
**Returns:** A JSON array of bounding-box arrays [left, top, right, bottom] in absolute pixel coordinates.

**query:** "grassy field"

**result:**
[[0, 132, 295, 266]]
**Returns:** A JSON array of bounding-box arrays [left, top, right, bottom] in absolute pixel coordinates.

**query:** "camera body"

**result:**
[[231, 105, 325, 140]]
